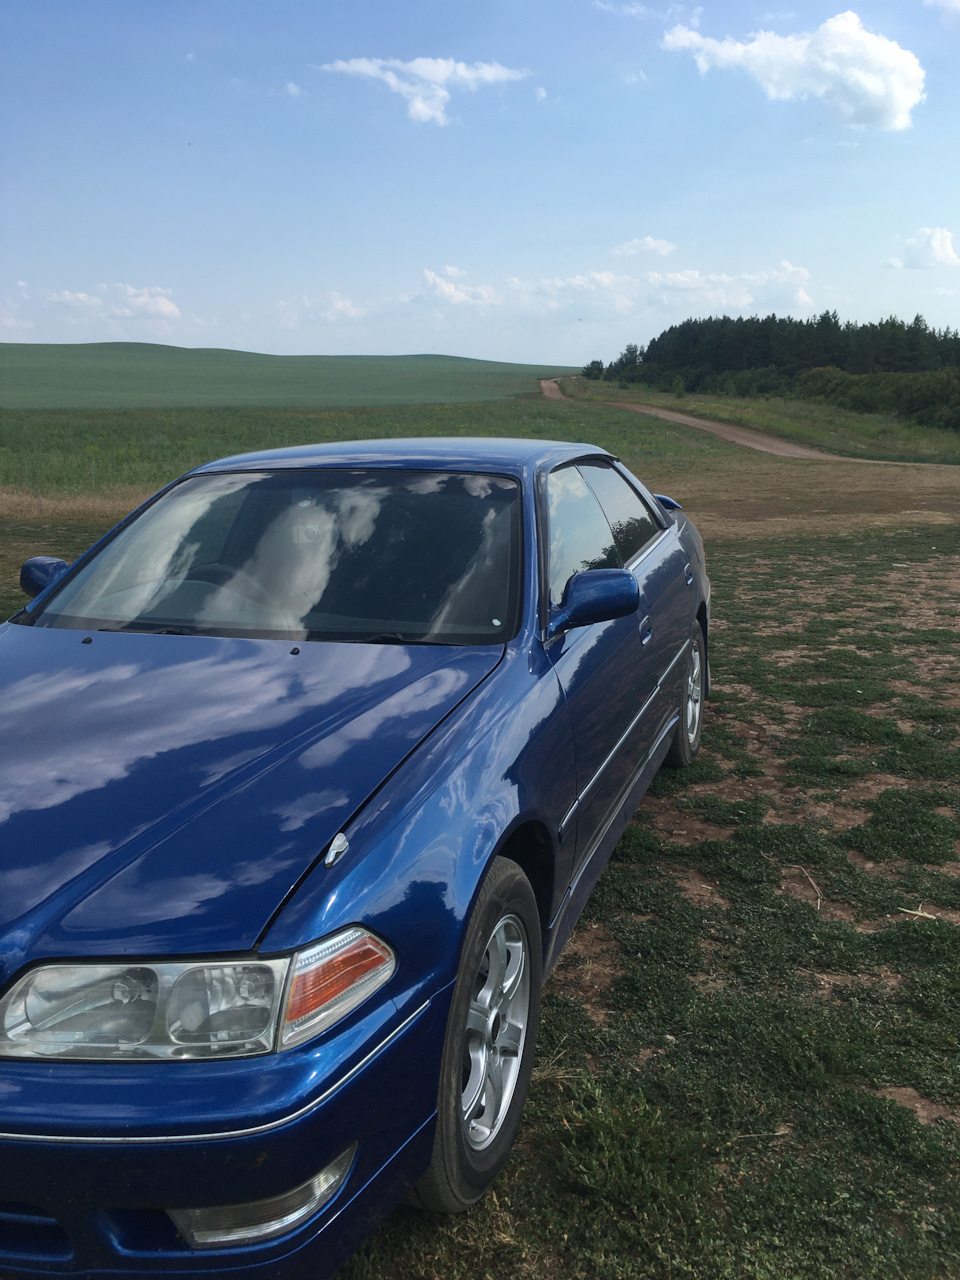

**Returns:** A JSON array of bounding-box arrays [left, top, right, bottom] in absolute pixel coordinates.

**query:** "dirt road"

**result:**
[[608, 400, 834, 459], [540, 379, 836, 458], [539, 378, 568, 403]]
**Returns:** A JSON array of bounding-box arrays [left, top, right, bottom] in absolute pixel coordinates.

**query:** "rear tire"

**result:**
[[667, 623, 705, 767], [410, 857, 542, 1213]]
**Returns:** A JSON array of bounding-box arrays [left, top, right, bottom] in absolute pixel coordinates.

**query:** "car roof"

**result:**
[[191, 437, 613, 477]]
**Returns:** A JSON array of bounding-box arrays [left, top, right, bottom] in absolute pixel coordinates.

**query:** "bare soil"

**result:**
[[874, 1086, 960, 1126], [670, 869, 730, 910], [550, 920, 621, 1027], [609, 400, 833, 459]]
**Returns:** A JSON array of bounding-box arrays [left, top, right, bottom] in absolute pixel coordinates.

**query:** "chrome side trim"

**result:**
[[559, 636, 689, 836], [0, 1000, 431, 1146]]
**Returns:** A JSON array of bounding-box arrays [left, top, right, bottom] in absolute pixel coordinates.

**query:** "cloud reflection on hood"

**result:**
[[0, 641, 413, 825]]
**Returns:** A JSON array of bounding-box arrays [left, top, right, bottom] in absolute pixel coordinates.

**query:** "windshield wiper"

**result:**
[[347, 631, 450, 646], [97, 623, 203, 636]]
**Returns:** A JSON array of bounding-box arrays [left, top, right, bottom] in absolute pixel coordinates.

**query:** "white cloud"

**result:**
[[321, 57, 529, 125], [0, 312, 34, 331], [46, 283, 181, 321], [323, 291, 364, 319], [646, 260, 812, 309], [117, 284, 181, 318], [596, 1, 698, 21], [2, 284, 36, 331], [508, 270, 642, 316], [925, 0, 960, 13], [271, 291, 365, 328], [888, 227, 960, 270], [506, 259, 812, 317], [47, 289, 105, 313], [613, 235, 677, 256], [535, 86, 547, 100], [285, 81, 303, 97], [424, 267, 500, 305], [663, 10, 925, 130], [273, 299, 301, 330]]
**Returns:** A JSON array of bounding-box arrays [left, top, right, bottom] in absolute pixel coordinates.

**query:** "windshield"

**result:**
[[26, 469, 522, 645]]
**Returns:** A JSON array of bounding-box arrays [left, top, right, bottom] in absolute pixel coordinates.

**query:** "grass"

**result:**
[[560, 376, 960, 466], [0, 398, 740, 496], [0, 343, 577, 410], [2, 393, 960, 1278]]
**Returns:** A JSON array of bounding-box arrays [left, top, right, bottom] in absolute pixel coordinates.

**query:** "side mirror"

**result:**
[[547, 569, 640, 641], [20, 556, 69, 600], [654, 493, 683, 511]]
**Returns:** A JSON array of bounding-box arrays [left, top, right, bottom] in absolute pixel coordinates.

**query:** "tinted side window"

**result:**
[[579, 461, 661, 564], [547, 465, 621, 605]]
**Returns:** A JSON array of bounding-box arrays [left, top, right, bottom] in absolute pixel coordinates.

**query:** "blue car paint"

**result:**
[[0, 438, 709, 1278], [0, 630, 501, 964]]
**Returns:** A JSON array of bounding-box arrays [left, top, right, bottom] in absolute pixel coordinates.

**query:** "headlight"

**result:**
[[0, 928, 396, 1061]]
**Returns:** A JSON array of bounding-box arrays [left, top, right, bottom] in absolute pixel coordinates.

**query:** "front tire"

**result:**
[[410, 857, 542, 1213], [667, 623, 705, 767]]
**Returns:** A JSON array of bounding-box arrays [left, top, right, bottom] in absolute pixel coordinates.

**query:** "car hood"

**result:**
[[0, 624, 500, 973]]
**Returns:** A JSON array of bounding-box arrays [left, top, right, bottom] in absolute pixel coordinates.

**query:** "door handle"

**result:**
[[639, 615, 653, 646], [684, 562, 694, 586]]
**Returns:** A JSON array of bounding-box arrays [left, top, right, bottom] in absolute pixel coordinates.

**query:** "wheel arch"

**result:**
[[493, 820, 555, 958], [696, 600, 710, 697]]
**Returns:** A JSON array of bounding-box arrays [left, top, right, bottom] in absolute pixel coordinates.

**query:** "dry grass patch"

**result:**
[[667, 452, 960, 540], [670, 869, 730, 910], [774, 868, 855, 921], [896, 903, 960, 924], [548, 920, 622, 1027], [0, 485, 148, 522], [810, 969, 905, 994]]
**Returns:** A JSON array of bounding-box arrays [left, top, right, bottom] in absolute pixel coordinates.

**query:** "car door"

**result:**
[[579, 460, 693, 743], [542, 463, 660, 877]]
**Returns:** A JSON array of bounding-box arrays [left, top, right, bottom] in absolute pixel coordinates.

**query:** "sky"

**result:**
[[1, 0, 958, 365]]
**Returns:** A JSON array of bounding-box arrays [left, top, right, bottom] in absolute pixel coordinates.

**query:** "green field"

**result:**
[[1, 390, 959, 1279], [1, 398, 748, 497], [0, 343, 577, 410]]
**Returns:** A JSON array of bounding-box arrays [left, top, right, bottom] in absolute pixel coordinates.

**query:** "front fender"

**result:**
[[259, 640, 577, 1017]]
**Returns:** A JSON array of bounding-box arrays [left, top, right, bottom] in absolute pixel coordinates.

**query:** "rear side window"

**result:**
[[546, 465, 620, 606], [579, 460, 661, 564]]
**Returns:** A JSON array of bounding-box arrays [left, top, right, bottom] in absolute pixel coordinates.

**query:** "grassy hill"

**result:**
[[0, 343, 578, 409]]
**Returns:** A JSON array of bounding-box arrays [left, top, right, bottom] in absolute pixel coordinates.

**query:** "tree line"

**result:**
[[583, 313, 960, 432]]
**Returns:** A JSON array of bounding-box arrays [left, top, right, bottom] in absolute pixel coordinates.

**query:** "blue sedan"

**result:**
[[0, 437, 709, 1278]]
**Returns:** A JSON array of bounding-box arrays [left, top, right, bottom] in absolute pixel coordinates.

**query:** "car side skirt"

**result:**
[[542, 707, 678, 978]]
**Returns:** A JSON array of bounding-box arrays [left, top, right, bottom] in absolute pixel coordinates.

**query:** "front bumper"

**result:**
[[0, 994, 446, 1278]]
